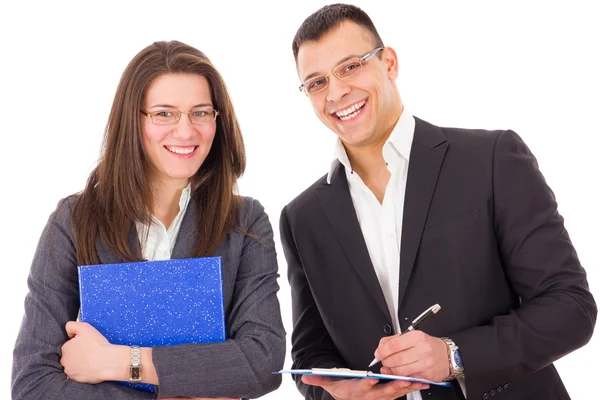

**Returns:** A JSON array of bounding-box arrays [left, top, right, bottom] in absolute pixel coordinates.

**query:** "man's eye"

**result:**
[[309, 78, 326, 89], [344, 63, 360, 73]]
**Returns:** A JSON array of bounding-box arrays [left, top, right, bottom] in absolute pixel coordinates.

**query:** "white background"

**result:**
[[1, 1, 598, 399]]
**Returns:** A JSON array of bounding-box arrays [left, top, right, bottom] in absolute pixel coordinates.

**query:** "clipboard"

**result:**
[[275, 368, 451, 387]]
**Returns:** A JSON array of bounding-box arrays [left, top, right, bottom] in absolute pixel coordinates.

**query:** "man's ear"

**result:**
[[382, 46, 399, 80]]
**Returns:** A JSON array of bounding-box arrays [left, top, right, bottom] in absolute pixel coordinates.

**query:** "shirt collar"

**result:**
[[326, 109, 415, 184], [179, 183, 192, 213]]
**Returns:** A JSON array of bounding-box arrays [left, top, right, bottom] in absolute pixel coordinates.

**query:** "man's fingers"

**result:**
[[375, 380, 429, 397], [301, 374, 330, 387], [355, 377, 379, 391], [301, 375, 378, 391], [376, 331, 428, 363]]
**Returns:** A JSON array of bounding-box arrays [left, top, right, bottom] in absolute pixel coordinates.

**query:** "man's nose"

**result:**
[[326, 76, 351, 103]]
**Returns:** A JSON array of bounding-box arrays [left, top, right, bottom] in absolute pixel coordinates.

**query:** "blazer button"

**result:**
[[497, 386, 502, 392], [482, 394, 489, 400], [383, 324, 392, 334], [504, 383, 510, 389], [490, 389, 496, 396]]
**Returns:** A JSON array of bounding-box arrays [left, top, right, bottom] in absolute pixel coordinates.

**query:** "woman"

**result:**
[[12, 41, 285, 400]]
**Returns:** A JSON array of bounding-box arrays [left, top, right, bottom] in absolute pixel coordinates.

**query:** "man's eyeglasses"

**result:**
[[140, 108, 219, 125], [299, 47, 384, 96]]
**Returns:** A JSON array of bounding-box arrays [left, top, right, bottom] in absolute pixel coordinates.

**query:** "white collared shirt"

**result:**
[[135, 184, 192, 261], [328, 111, 467, 398], [329, 111, 426, 399]]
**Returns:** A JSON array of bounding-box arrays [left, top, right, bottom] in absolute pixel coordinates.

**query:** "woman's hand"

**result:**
[[60, 321, 127, 383]]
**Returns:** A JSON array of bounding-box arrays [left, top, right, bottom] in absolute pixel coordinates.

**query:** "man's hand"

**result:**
[[60, 321, 126, 383], [376, 330, 450, 383], [302, 375, 428, 400]]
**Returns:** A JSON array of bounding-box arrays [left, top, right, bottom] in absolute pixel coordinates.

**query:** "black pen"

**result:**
[[368, 303, 441, 367]]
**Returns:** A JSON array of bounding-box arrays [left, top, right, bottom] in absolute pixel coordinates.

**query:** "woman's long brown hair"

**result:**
[[72, 41, 246, 266]]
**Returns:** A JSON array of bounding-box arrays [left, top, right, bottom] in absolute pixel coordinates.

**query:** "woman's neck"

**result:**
[[152, 178, 189, 230]]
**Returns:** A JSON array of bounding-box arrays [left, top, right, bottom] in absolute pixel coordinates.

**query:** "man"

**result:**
[[279, 4, 597, 400]]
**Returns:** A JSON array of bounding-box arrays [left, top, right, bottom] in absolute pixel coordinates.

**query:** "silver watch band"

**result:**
[[441, 337, 464, 381]]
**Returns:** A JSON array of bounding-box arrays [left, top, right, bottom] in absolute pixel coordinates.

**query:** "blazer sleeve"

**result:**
[[152, 198, 286, 399], [280, 205, 345, 400], [451, 130, 597, 398], [11, 198, 155, 400]]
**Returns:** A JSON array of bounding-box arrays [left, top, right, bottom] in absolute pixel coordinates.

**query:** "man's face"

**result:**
[[296, 21, 399, 150]]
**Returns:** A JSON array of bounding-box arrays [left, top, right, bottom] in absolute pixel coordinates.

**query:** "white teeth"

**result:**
[[167, 146, 195, 155], [335, 100, 366, 119], [339, 109, 361, 121]]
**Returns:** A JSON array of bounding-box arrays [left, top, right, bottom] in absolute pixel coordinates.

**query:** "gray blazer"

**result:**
[[12, 195, 285, 400]]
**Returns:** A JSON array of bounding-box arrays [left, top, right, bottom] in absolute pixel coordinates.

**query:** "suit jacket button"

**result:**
[[504, 383, 510, 389], [482, 394, 489, 400], [490, 389, 496, 396], [383, 324, 392, 334], [497, 386, 502, 392]]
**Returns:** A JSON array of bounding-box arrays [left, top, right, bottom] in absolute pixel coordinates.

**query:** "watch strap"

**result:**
[[441, 337, 464, 381]]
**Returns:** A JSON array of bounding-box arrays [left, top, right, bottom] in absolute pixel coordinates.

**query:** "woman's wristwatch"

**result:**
[[441, 337, 464, 381], [129, 346, 142, 383]]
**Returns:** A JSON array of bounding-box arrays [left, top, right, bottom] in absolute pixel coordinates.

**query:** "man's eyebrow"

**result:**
[[302, 53, 361, 82]]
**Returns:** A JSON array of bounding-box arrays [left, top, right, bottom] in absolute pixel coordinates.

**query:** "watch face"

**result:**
[[130, 367, 142, 381], [454, 349, 463, 368]]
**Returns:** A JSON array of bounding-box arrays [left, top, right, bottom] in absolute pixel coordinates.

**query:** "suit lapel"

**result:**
[[95, 222, 142, 264], [171, 198, 196, 259], [317, 163, 390, 319], [398, 117, 448, 307]]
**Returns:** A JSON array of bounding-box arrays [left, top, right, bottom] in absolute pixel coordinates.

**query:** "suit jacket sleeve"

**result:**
[[11, 197, 155, 400], [451, 130, 597, 397], [152, 198, 286, 399], [280, 205, 345, 400]]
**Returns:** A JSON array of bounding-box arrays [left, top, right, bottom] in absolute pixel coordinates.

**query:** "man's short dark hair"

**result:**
[[292, 3, 384, 62]]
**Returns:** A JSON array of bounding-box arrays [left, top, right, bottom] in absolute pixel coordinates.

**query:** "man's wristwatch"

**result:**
[[441, 337, 464, 381], [129, 346, 142, 383]]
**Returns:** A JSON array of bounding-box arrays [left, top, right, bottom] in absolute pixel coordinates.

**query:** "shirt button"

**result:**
[[383, 324, 392, 334]]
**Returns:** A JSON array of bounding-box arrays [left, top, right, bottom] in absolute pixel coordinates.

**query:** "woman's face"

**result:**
[[141, 73, 217, 187]]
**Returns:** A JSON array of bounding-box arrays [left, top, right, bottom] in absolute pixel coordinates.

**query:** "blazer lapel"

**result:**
[[317, 163, 390, 319], [171, 198, 197, 259], [398, 118, 448, 307], [96, 223, 143, 264]]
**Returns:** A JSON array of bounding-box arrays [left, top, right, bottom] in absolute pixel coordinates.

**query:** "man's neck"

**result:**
[[343, 104, 404, 203]]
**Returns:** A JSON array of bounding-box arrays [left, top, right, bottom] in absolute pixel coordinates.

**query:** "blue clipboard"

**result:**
[[275, 368, 451, 387]]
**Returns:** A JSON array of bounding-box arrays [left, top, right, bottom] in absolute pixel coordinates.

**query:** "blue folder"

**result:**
[[78, 257, 226, 392]]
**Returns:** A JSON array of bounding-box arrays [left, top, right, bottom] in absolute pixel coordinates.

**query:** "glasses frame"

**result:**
[[299, 46, 384, 96], [140, 108, 219, 125]]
